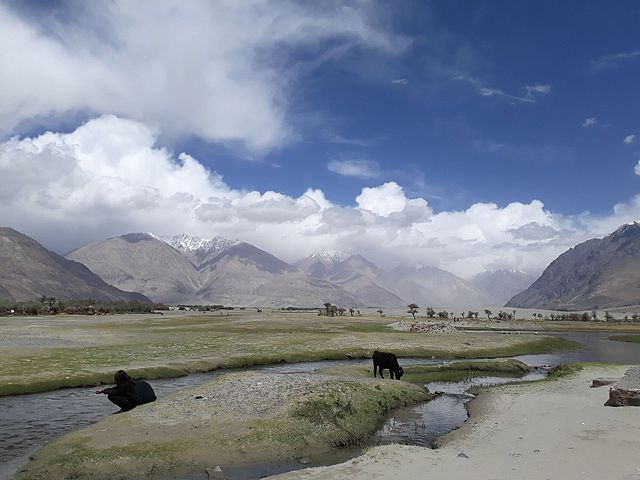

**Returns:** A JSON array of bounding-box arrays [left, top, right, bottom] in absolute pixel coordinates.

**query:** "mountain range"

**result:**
[[67, 234, 360, 307], [0, 228, 149, 303], [471, 269, 537, 306], [507, 222, 640, 310], [66, 232, 502, 307], [10, 223, 640, 310]]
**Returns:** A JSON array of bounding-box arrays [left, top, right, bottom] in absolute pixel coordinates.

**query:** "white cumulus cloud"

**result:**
[[3, 116, 640, 277], [0, 1, 404, 153], [355, 182, 411, 216], [624, 134, 636, 144], [582, 117, 598, 127]]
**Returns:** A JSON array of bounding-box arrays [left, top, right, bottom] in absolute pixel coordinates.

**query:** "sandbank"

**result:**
[[268, 365, 640, 480]]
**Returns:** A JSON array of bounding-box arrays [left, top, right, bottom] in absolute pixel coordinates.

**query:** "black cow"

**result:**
[[372, 350, 404, 380]]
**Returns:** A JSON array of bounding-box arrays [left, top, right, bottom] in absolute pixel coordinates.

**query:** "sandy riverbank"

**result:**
[[268, 365, 640, 480]]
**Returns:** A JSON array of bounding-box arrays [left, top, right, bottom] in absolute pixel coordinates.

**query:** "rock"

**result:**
[[205, 465, 225, 479], [457, 452, 469, 459], [605, 367, 640, 407], [591, 378, 616, 388]]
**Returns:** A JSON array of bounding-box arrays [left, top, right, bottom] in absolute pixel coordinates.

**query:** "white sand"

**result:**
[[268, 366, 640, 480]]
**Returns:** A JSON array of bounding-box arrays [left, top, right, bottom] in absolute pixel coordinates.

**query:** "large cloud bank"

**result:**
[[3, 115, 638, 277], [0, 1, 402, 153]]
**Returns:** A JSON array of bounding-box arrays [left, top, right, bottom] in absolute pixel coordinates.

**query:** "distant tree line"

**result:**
[[0, 296, 164, 316]]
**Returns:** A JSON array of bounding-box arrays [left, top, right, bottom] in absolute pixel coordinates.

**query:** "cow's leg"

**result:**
[[378, 366, 384, 379], [390, 369, 395, 379]]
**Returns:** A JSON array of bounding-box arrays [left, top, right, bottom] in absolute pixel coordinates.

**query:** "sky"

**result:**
[[0, 0, 639, 278]]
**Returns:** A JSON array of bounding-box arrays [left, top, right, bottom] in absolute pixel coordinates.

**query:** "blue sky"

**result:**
[[0, 1, 639, 275], [172, 0, 640, 215]]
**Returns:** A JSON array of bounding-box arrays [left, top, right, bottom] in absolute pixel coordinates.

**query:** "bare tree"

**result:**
[[426, 307, 436, 318], [484, 309, 492, 320], [407, 303, 419, 319]]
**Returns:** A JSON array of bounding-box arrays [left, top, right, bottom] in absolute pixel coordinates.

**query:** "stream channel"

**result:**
[[2, 331, 640, 479]]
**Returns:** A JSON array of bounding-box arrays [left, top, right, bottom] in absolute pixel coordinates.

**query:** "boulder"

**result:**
[[591, 378, 616, 388], [605, 366, 640, 407]]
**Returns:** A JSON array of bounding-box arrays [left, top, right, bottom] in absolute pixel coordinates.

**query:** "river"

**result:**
[[1, 331, 639, 480]]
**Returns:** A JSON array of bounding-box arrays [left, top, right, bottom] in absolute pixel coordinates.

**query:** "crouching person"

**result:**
[[96, 370, 157, 412], [372, 350, 404, 380]]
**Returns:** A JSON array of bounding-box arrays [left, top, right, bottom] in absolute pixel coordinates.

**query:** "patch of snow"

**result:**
[[151, 233, 239, 256], [307, 249, 350, 265]]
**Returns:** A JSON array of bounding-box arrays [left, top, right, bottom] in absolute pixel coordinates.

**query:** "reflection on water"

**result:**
[[372, 371, 546, 447], [515, 332, 640, 366]]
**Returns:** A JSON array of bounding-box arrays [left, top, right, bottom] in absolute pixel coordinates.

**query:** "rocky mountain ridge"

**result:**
[[507, 222, 640, 309], [0, 228, 150, 303]]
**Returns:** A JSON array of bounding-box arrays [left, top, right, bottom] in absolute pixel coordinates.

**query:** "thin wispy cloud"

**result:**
[[454, 74, 551, 104], [590, 50, 640, 71], [525, 84, 552, 96], [327, 159, 380, 179], [624, 134, 636, 144], [391, 78, 408, 85], [582, 117, 598, 127]]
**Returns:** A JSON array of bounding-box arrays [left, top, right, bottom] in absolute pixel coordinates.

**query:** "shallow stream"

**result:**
[[1, 331, 640, 479]]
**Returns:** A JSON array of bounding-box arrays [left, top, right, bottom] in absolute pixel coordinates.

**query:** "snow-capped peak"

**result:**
[[611, 221, 640, 237], [487, 268, 528, 275], [308, 249, 350, 265], [151, 233, 239, 256]]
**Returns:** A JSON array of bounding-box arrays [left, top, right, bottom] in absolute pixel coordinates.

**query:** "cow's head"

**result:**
[[395, 366, 404, 380]]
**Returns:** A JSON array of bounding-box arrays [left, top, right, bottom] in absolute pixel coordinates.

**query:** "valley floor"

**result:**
[[0, 310, 579, 396], [268, 364, 640, 480]]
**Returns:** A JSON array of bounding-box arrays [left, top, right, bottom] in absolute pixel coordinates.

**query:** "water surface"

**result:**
[[2, 332, 640, 479]]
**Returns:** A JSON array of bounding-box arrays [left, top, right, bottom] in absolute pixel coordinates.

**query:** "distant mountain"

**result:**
[[0, 228, 149, 302], [0, 284, 13, 300], [197, 243, 360, 307], [294, 249, 350, 278], [152, 233, 238, 266], [471, 269, 537, 306], [68, 235, 360, 307], [507, 223, 640, 310], [388, 264, 489, 307], [67, 233, 201, 304], [296, 253, 405, 307]]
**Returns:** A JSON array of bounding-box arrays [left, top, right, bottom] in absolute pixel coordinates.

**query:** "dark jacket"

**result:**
[[133, 379, 157, 405], [104, 380, 156, 405]]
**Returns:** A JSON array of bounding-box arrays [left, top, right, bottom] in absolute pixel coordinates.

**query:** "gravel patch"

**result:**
[[388, 321, 460, 334]]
